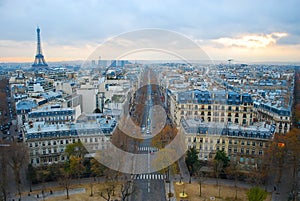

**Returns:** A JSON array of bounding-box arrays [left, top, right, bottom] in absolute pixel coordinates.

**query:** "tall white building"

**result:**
[[77, 87, 99, 113]]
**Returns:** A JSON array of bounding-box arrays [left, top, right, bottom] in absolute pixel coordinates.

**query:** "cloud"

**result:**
[[212, 32, 288, 48], [0, 0, 299, 62]]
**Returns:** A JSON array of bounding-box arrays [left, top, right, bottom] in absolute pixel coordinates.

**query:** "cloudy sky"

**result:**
[[0, 0, 300, 63]]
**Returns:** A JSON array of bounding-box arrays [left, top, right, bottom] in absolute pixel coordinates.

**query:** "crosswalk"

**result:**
[[131, 173, 167, 180], [138, 146, 159, 152]]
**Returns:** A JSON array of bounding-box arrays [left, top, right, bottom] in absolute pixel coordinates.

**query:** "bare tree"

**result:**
[[194, 162, 207, 197], [8, 142, 29, 201], [99, 188, 113, 201], [0, 143, 9, 201], [59, 163, 72, 199], [213, 160, 223, 198], [120, 180, 135, 201], [226, 161, 241, 200]]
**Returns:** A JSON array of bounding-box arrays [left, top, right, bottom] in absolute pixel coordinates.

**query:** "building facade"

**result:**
[[181, 119, 275, 169], [170, 90, 254, 127], [22, 116, 116, 167]]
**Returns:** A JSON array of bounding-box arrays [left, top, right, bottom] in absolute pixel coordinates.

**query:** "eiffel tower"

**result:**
[[32, 27, 48, 68]]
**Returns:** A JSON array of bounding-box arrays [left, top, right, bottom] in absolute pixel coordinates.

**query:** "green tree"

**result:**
[[185, 147, 199, 183], [27, 164, 36, 192], [94, 108, 101, 113], [246, 186, 267, 201], [65, 142, 87, 158], [90, 158, 106, 183], [69, 156, 85, 182], [214, 150, 230, 168]]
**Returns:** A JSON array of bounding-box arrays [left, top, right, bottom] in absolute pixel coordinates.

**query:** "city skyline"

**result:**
[[0, 0, 300, 63]]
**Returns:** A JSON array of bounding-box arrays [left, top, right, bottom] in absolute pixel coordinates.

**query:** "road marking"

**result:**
[[132, 174, 165, 180]]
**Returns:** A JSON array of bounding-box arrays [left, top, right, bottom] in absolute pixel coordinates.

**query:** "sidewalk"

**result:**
[[10, 188, 85, 201], [165, 180, 176, 201], [176, 157, 288, 201]]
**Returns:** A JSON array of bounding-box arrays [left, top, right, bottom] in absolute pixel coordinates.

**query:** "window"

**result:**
[[252, 149, 255, 155], [259, 150, 263, 155], [217, 139, 220, 144], [246, 149, 249, 155], [229, 139, 232, 144], [252, 142, 256, 146], [241, 148, 244, 154], [241, 140, 245, 146]]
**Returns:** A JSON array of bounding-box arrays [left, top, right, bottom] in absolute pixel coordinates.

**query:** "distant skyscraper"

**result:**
[[32, 27, 48, 68]]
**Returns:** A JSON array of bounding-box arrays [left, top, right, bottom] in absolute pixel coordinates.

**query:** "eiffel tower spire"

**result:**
[[32, 26, 48, 67]]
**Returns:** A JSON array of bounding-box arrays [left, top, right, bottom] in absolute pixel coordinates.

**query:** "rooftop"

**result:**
[[181, 119, 275, 140]]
